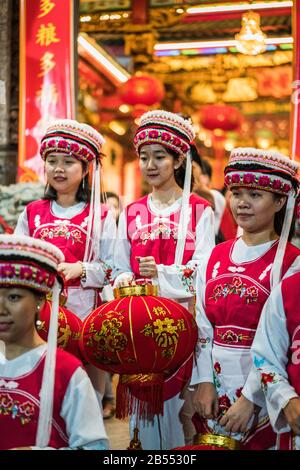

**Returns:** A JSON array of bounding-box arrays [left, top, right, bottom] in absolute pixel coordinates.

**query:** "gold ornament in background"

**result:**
[[235, 11, 266, 56]]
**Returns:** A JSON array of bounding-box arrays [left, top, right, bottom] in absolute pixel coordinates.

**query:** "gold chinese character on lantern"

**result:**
[[36, 23, 60, 47], [38, 52, 56, 77], [38, 0, 56, 18]]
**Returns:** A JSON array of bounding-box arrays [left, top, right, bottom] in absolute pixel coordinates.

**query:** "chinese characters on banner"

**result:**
[[19, 0, 76, 181]]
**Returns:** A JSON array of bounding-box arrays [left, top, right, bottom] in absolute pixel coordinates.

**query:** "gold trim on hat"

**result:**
[[193, 433, 242, 450], [113, 284, 158, 298]]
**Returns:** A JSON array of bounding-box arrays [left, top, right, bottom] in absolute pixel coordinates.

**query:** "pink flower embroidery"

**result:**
[[232, 276, 243, 288], [283, 183, 291, 193], [214, 362, 221, 374], [272, 179, 282, 190], [148, 130, 159, 139], [161, 132, 171, 142], [258, 175, 270, 187], [231, 174, 240, 184], [243, 173, 255, 184]]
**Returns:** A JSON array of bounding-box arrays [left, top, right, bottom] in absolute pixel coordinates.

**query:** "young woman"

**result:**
[[251, 270, 300, 450], [0, 235, 108, 450], [15, 119, 116, 400], [113, 110, 215, 449], [191, 147, 300, 450]]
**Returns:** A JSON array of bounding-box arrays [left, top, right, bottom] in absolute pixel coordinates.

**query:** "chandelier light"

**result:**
[[235, 10, 267, 55]]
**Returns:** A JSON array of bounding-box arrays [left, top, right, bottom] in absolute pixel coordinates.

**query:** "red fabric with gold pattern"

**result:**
[[38, 300, 83, 359], [80, 294, 197, 419]]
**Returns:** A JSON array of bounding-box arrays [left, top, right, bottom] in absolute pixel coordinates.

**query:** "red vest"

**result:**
[[0, 349, 81, 450], [26, 200, 108, 287], [205, 239, 300, 344], [126, 194, 210, 276]]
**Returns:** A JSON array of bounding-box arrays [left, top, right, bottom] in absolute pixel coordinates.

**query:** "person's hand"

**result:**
[[115, 275, 135, 288], [136, 256, 158, 279], [283, 397, 300, 435], [57, 262, 83, 281], [193, 382, 219, 419], [219, 394, 255, 433]]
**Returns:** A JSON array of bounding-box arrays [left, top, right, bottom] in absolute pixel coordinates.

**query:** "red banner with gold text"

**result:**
[[19, 0, 76, 182], [291, 0, 300, 162]]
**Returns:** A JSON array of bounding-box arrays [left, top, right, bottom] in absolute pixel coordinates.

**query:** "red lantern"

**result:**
[[200, 104, 242, 132], [37, 300, 83, 359], [80, 284, 197, 419], [119, 74, 165, 107]]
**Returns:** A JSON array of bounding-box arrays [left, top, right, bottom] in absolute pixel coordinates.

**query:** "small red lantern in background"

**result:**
[[199, 104, 243, 188], [80, 284, 197, 420], [200, 104, 242, 132], [37, 300, 83, 359], [119, 74, 165, 107]]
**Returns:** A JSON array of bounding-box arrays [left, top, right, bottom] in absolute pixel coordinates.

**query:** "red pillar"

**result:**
[[290, 0, 300, 161]]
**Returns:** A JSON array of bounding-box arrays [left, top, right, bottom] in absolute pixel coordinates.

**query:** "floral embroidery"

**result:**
[[176, 265, 196, 294], [260, 372, 279, 392], [214, 362, 221, 374], [225, 172, 292, 194], [219, 394, 231, 415], [99, 261, 112, 285], [199, 336, 210, 349], [40, 222, 83, 245], [235, 387, 243, 398], [217, 329, 254, 344], [0, 393, 35, 424], [209, 276, 258, 304], [139, 223, 177, 245]]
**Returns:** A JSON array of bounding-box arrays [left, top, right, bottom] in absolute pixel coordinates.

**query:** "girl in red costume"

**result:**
[[114, 110, 215, 449], [0, 235, 108, 449], [191, 147, 300, 449], [15, 119, 116, 401]]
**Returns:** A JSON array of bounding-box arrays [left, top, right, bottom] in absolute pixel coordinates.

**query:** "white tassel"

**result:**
[[35, 280, 60, 447], [83, 160, 101, 263], [270, 194, 296, 289], [175, 150, 192, 265]]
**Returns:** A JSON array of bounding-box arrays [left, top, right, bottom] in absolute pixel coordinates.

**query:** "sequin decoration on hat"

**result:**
[[224, 147, 300, 196], [40, 119, 105, 163], [0, 234, 64, 294], [134, 110, 195, 157]]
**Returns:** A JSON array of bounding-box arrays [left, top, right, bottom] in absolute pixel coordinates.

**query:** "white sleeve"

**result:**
[[14, 208, 30, 235], [156, 206, 215, 300], [190, 261, 215, 385], [32, 367, 109, 450], [242, 365, 266, 408], [251, 284, 299, 433], [113, 210, 134, 285], [81, 210, 116, 289]]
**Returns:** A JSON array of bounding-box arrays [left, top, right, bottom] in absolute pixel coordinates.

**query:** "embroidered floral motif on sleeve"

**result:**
[[209, 276, 259, 304], [100, 260, 112, 285], [176, 265, 197, 293], [199, 336, 210, 349], [259, 371, 280, 392]]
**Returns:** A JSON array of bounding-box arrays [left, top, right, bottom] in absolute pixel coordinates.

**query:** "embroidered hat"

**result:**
[[224, 147, 300, 196], [40, 119, 105, 163], [0, 234, 64, 448], [133, 110, 195, 157], [0, 234, 64, 293], [224, 147, 300, 290]]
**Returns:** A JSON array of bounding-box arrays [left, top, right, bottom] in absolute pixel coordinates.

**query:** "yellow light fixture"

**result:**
[[235, 11, 267, 55]]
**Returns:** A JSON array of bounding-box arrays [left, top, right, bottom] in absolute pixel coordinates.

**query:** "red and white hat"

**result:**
[[0, 234, 64, 448], [134, 110, 195, 157], [40, 119, 105, 163], [224, 147, 299, 196]]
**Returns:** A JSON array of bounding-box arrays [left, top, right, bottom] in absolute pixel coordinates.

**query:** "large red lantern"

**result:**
[[119, 74, 165, 107], [80, 284, 197, 419], [37, 300, 83, 359], [200, 104, 242, 132]]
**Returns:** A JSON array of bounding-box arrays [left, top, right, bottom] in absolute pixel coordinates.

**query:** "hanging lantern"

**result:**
[[37, 300, 83, 359], [200, 104, 242, 132], [80, 284, 197, 419], [119, 74, 165, 107]]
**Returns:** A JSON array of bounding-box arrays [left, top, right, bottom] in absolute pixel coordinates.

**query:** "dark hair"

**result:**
[[273, 194, 296, 240], [201, 159, 212, 180], [166, 148, 194, 189], [43, 162, 90, 202]]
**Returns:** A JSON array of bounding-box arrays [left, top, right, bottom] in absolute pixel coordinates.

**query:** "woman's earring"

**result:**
[[82, 178, 85, 190], [35, 305, 42, 328]]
